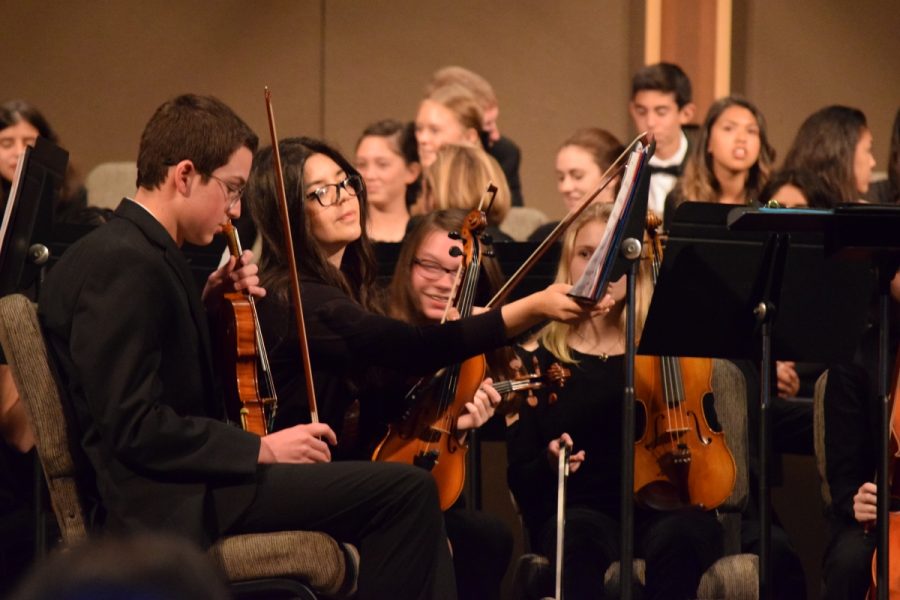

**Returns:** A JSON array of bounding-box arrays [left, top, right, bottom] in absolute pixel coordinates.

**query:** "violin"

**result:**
[[372, 207, 490, 510], [496, 361, 571, 400], [218, 221, 277, 435], [633, 215, 736, 510], [867, 343, 900, 599]]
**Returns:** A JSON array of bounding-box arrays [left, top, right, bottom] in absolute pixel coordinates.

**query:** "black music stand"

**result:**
[[729, 202, 900, 600], [639, 202, 875, 600], [568, 140, 653, 599]]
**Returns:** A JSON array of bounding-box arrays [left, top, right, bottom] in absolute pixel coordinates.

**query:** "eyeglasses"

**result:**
[[306, 175, 364, 208], [412, 258, 458, 281], [209, 174, 245, 210]]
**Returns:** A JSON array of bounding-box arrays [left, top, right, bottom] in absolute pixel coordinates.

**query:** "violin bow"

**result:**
[[556, 437, 573, 600], [264, 87, 319, 424], [486, 132, 653, 309]]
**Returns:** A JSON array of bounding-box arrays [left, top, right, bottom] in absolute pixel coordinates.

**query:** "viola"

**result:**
[[372, 207, 490, 510], [372, 178, 574, 509], [218, 221, 277, 436], [867, 343, 900, 599], [494, 362, 571, 398], [633, 215, 736, 510]]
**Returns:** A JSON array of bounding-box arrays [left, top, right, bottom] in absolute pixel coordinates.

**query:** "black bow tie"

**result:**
[[649, 164, 682, 177]]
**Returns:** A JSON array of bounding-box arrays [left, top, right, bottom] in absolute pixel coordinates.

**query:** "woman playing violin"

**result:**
[[506, 203, 724, 600]]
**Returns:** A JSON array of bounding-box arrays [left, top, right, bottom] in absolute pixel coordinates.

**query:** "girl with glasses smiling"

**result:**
[[386, 207, 519, 598]]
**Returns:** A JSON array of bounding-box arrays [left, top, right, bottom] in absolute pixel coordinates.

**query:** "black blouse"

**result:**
[[507, 346, 626, 538]]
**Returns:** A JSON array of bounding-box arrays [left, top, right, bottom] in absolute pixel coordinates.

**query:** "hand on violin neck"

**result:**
[[257, 422, 337, 464], [547, 433, 585, 473], [456, 378, 501, 434], [853, 481, 878, 524], [202, 250, 266, 306]]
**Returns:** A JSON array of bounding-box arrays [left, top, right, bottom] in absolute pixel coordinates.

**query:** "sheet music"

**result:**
[[568, 143, 645, 302]]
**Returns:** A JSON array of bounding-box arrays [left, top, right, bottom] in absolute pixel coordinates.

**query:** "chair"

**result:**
[[84, 161, 138, 209], [812, 370, 831, 507], [499, 206, 549, 241], [510, 359, 758, 599], [0, 294, 356, 599]]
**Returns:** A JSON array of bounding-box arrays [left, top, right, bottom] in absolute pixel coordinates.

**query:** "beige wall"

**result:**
[[3, 0, 639, 220], [2, 0, 897, 214], [736, 0, 900, 172]]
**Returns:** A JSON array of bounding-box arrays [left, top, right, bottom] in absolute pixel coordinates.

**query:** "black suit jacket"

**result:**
[[39, 200, 260, 546], [488, 136, 524, 207]]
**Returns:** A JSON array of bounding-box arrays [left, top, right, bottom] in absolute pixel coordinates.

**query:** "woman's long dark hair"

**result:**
[[783, 105, 868, 204], [245, 137, 378, 309]]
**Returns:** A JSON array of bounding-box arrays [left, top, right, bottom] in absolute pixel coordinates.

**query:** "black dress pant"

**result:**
[[228, 461, 456, 600], [444, 502, 512, 600], [822, 520, 875, 600], [538, 506, 723, 600], [740, 519, 807, 600]]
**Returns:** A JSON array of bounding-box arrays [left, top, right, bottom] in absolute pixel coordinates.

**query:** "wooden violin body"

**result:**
[[633, 356, 736, 510], [216, 221, 277, 437], [373, 358, 569, 510], [373, 354, 485, 510], [220, 292, 270, 435]]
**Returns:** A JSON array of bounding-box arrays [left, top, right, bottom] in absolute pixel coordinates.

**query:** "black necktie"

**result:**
[[649, 164, 681, 177]]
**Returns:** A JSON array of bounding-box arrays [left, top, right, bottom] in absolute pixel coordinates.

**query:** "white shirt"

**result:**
[[647, 132, 689, 218]]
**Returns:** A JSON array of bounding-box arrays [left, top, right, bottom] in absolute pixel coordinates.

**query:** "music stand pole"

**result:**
[[619, 236, 642, 600], [31, 247, 50, 559], [753, 232, 789, 600], [756, 307, 774, 600]]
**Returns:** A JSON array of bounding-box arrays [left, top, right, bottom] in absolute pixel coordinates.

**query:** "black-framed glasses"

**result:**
[[412, 258, 457, 281], [306, 175, 363, 208], [209, 174, 245, 209]]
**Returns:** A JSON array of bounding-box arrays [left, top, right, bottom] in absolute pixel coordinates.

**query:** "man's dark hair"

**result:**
[[136, 94, 258, 190], [631, 62, 693, 108]]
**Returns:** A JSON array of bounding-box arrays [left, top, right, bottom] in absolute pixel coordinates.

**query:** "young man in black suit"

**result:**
[[39, 94, 456, 600], [628, 62, 695, 219]]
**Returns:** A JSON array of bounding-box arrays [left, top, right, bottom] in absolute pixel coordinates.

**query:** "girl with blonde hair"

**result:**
[[414, 143, 510, 232]]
